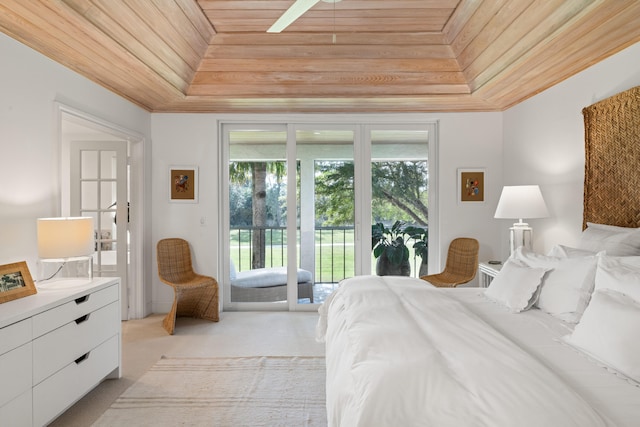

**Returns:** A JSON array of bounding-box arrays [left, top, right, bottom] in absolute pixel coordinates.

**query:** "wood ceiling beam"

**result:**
[[197, 58, 461, 73], [204, 44, 454, 59], [209, 32, 448, 46]]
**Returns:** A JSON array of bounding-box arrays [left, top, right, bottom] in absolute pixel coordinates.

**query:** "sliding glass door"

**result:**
[[296, 127, 355, 304], [369, 128, 430, 278], [225, 126, 290, 305], [221, 121, 436, 311]]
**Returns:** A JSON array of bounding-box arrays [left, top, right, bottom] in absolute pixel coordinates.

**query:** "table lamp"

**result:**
[[37, 217, 95, 281], [494, 185, 549, 255]]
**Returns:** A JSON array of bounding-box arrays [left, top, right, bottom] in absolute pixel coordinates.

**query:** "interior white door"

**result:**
[[70, 141, 129, 319]]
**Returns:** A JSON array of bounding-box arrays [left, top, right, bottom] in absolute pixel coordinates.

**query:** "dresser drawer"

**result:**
[[0, 389, 32, 427], [0, 342, 31, 407], [33, 334, 119, 427], [32, 301, 119, 385], [32, 284, 119, 338], [0, 318, 31, 356]]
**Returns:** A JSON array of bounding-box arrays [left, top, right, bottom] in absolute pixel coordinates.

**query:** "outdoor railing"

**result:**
[[230, 225, 423, 283]]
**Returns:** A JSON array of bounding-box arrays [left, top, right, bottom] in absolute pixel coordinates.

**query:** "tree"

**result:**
[[372, 161, 428, 226], [314, 161, 355, 226], [315, 160, 428, 227], [229, 161, 286, 269]]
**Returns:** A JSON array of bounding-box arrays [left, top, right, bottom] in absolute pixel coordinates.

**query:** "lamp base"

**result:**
[[38, 256, 93, 282], [509, 222, 533, 255]]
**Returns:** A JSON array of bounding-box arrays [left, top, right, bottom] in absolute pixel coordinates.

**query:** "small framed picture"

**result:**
[[170, 165, 198, 203], [0, 261, 37, 304], [458, 168, 485, 204]]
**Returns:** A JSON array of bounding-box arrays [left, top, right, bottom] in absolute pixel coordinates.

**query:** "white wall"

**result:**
[[503, 42, 640, 258], [150, 114, 219, 311], [149, 113, 503, 310], [0, 33, 151, 278], [436, 113, 504, 266]]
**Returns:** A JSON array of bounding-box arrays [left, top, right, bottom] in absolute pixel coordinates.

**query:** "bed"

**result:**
[[317, 86, 640, 426], [317, 253, 640, 426]]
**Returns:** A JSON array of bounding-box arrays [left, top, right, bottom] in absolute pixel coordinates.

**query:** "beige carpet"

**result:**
[[92, 355, 327, 427]]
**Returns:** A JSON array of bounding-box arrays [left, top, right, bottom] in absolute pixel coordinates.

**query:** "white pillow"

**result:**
[[578, 223, 640, 256], [484, 259, 548, 313], [594, 255, 640, 302], [586, 222, 637, 233], [563, 289, 640, 383], [547, 244, 597, 258], [512, 247, 598, 322], [537, 256, 598, 323]]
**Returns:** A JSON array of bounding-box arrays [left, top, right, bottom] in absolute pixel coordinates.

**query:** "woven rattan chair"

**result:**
[[421, 237, 479, 288], [157, 238, 219, 335]]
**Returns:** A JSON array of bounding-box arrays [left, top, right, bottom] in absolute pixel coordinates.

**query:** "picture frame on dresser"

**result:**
[[0, 261, 37, 303]]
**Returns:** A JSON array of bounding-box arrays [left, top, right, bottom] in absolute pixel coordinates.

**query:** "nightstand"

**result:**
[[478, 262, 503, 288]]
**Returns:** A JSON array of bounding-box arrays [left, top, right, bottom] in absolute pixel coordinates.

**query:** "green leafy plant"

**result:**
[[372, 221, 424, 266], [406, 226, 428, 263]]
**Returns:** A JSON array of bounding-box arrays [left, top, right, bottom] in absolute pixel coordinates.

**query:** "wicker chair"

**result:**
[[421, 237, 479, 288], [157, 238, 219, 335]]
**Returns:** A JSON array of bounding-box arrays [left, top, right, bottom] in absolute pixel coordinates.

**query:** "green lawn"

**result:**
[[230, 228, 423, 281]]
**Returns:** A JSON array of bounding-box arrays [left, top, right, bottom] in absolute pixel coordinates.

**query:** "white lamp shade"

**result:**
[[494, 185, 549, 220], [37, 217, 95, 259]]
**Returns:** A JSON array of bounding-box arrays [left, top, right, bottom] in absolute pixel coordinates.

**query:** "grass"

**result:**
[[230, 228, 423, 281]]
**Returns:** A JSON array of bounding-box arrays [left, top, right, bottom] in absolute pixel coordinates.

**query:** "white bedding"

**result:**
[[318, 275, 640, 426]]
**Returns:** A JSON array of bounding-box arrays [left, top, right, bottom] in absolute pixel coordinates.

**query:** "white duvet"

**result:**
[[317, 275, 611, 427]]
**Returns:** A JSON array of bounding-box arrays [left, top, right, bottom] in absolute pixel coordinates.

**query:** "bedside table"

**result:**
[[478, 262, 503, 288]]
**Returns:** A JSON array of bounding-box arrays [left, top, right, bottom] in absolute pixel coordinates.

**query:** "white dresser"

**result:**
[[0, 277, 121, 427]]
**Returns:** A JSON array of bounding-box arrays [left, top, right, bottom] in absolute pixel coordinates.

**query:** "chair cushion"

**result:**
[[231, 266, 312, 288]]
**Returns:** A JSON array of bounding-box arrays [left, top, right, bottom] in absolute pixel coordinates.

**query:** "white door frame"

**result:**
[[55, 102, 150, 319]]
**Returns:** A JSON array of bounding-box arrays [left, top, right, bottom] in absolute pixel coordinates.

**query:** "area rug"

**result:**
[[92, 356, 327, 427]]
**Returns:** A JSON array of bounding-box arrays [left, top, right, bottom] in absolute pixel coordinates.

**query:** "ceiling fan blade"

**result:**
[[267, 0, 321, 33]]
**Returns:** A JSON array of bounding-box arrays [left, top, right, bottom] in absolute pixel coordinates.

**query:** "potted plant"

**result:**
[[406, 226, 428, 276], [372, 221, 413, 276]]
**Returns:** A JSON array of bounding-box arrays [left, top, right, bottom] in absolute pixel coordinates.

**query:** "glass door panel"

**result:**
[[70, 141, 128, 318], [370, 129, 429, 278], [228, 129, 289, 304], [296, 128, 355, 305]]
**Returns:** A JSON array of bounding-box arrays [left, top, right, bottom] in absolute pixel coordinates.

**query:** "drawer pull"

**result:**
[[75, 352, 90, 364], [75, 295, 89, 304], [75, 314, 90, 324]]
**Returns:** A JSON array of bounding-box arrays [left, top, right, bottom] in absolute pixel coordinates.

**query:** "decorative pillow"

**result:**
[[577, 223, 640, 256], [547, 244, 597, 258], [513, 247, 598, 322], [536, 256, 598, 323], [594, 255, 640, 302], [484, 259, 548, 313], [563, 289, 640, 383]]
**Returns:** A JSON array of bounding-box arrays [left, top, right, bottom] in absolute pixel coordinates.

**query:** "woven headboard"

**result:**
[[582, 86, 640, 230]]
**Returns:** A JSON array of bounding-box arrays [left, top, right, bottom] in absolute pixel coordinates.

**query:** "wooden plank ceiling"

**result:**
[[0, 0, 639, 113]]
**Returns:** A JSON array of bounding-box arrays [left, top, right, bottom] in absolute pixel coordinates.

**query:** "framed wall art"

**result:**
[[0, 261, 37, 304], [458, 168, 485, 204], [170, 165, 198, 203]]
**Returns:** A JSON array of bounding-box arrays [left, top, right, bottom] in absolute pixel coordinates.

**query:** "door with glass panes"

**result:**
[[222, 123, 432, 310], [70, 141, 129, 319]]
